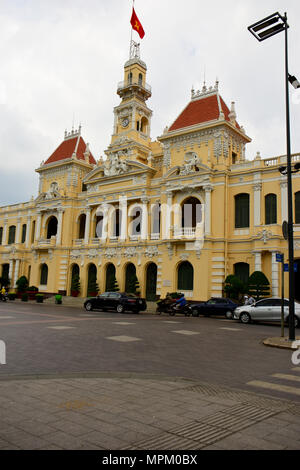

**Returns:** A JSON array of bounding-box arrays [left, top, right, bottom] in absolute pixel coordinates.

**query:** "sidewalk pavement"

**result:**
[[263, 337, 300, 350], [0, 372, 299, 450]]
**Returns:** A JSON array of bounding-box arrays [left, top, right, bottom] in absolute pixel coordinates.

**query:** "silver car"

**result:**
[[233, 297, 300, 327]]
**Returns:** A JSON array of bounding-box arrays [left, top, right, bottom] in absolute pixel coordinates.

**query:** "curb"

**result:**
[[263, 336, 300, 350]]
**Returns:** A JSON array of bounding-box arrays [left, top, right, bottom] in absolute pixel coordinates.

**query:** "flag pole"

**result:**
[[129, 0, 135, 59]]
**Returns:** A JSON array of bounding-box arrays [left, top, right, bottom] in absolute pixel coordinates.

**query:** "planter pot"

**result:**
[[36, 298, 43, 303], [55, 300, 62, 304], [71, 291, 79, 297]]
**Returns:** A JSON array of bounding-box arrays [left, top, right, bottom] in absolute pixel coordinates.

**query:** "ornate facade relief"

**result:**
[[104, 152, 129, 176], [179, 152, 202, 175]]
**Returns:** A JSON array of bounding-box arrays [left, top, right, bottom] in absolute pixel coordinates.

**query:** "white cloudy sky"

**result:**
[[1, 0, 300, 205]]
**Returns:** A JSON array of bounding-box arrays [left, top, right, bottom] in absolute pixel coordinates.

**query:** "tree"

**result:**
[[248, 271, 270, 301], [224, 275, 246, 301], [106, 274, 119, 292], [71, 274, 81, 296], [87, 278, 99, 297], [127, 274, 140, 294], [16, 276, 29, 293]]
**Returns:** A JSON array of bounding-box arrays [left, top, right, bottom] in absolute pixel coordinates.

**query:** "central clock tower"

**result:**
[[111, 42, 153, 149]]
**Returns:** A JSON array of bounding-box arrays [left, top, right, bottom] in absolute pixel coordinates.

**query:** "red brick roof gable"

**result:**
[[168, 93, 240, 132], [44, 136, 96, 165]]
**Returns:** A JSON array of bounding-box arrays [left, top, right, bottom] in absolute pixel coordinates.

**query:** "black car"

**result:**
[[84, 292, 147, 314], [191, 297, 239, 318]]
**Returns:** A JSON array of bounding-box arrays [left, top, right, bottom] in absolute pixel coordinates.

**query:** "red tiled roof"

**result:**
[[44, 136, 96, 165], [168, 93, 240, 132]]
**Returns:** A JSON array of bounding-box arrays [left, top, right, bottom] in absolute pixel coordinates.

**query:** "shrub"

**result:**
[[8, 293, 16, 301], [224, 275, 247, 301], [248, 271, 270, 301], [35, 294, 44, 303], [21, 293, 28, 302], [16, 276, 29, 293], [28, 286, 38, 292], [71, 274, 80, 296], [106, 275, 120, 292]]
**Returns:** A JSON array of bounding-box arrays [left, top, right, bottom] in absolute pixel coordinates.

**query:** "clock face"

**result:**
[[122, 118, 129, 128]]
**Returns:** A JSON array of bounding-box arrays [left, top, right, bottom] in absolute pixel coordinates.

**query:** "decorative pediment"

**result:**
[[83, 157, 155, 184], [36, 182, 64, 202]]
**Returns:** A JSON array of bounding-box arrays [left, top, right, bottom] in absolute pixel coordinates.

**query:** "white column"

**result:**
[[84, 208, 91, 245], [8, 260, 14, 284], [271, 251, 279, 297], [253, 183, 262, 226], [35, 211, 42, 241], [25, 215, 31, 248], [56, 209, 63, 245], [253, 251, 262, 272], [16, 216, 21, 244], [281, 180, 288, 223], [13, 259, 20, 287], [204, 186, 212, 236], [141, 198, 149, 240], [119, 198, 127, 241], [163, 191, 173, 239]]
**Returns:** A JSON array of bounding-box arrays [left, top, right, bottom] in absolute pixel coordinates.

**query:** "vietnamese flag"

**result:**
[[130, 8, 145, 39]]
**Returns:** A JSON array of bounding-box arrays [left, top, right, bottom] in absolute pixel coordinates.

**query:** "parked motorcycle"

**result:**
[[156, 298, 176, 315], [169, 302, 193, 317]]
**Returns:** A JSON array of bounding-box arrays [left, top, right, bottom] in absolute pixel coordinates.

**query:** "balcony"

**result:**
[[37, 237, 56, 247], [117, 80, 152, 99], [173, 227, 196, 238]]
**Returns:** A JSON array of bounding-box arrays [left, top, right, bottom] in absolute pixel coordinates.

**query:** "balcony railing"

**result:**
[[117, 80, 152, 94], [173, 227, 196, 238]]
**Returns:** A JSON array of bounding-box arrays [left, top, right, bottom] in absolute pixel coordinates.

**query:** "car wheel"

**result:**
[[116, 304, 125, 313], [85, 302, 93, 312], [225, 311, 233, 320], [240, 312, 251, 324], [192, 309, 199, 317]]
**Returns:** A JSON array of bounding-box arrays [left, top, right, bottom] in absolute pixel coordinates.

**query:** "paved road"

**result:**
[[0, 301, 298, 403], [0, 301, 300, 450]]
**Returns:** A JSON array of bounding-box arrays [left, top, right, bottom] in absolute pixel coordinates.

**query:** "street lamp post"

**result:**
[[248, 12, 296, 341]]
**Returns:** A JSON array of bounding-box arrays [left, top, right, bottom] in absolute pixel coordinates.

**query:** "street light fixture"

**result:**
[[248, 12, 296, 341]]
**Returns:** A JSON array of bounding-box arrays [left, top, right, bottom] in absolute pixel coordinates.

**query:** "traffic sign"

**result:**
[[276, 253, 284, 263], [284, 263, 298, 272]]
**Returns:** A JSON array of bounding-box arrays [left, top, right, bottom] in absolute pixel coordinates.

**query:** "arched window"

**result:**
[[140, 117, 148, 133], [21, 224, 27, 243], [152, 203, 161, 235], [138, 73, 143, 85], [234, 262, 250, 285], [128, 72, 132, 84], [31, 221, 35, 243], [235, 193, 250, 228], [70, 264, 80, 295], [47, 216, 58, 239], [40, 264, 48, 285], [295, 191, 300, 224], [78, 214, 86, 239], [130, 206, 142, 236], [265, 194, 277, 225], [0, 227, 3, 245], [112, 209, 121, 237], [146, 263, 157, 301], [181, 197, 202, 229], [8, 226, 16, 245], [178, 261, 194, 291], [95, 214, 104, 238]]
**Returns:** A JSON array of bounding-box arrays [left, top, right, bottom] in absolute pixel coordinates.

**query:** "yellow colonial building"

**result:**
[[1, 45, 300, 301]]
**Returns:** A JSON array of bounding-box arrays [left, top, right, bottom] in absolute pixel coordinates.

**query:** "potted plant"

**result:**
[[21, 293, 28, 302], [87, 278, 99, 297], [35, 294, 44, 303], [16, 276, 29, 299], [7, 292, 16, 301], [71, 274, 80, 297], [55, 294, 62, 304], [27, 286, 39, 300]]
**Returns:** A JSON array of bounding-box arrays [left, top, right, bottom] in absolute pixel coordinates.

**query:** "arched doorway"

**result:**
[[177, 261, 194, 292], [87, 264, 98, 296], [70, 264, 80, 296], [78, 214, 86, 239], [47, 216, 58, 239], [1, 264, 9, 286], [125, 263, 137, 293], [40, 264, 48, 286], [146, 263, 157, 301], [105, 263, 117, 291]]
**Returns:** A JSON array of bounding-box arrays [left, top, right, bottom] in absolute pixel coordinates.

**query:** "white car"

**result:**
[[233, 297, 300, 327]]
